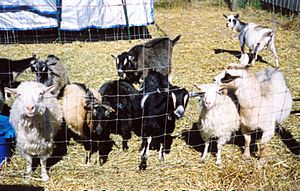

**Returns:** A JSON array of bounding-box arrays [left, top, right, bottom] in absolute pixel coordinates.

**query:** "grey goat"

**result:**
[[223, 14, 278, 67], [113, 35, 181, 84]]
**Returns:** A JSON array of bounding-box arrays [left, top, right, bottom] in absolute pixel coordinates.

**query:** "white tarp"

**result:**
[[0, 0, 58, 30], [60, 0, 154, 31], [0, 0, 154, 31]]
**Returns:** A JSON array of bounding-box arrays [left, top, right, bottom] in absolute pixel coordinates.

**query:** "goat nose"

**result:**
[[26, 105, 35, 112]]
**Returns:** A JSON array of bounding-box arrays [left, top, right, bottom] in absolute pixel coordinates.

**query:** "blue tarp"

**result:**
[[0, 115, 15, 139], [0, 0, 154, 31]]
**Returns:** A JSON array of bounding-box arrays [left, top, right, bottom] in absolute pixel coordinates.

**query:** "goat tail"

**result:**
[[275, 124, 300, 155], [171, 35, 181, 46]]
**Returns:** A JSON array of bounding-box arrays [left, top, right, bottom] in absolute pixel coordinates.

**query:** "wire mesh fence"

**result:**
[[0, 0, 299, 190]]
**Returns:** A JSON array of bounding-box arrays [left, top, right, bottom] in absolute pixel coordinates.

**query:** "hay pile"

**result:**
[[0, 1, 299, 190]]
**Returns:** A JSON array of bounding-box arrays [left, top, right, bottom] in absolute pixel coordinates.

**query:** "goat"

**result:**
[[214, 67, 293, 164], [5, 81, 62, 181], [99, 79, 142, 151], [62, 83, 115, 165], [139, 70, 189, 170], [192, 83, 240, 165], [113, 35, 181, 84], [0, 55, 37, 97], [223, 14, 279, 67], [31, 55, 70, 98]]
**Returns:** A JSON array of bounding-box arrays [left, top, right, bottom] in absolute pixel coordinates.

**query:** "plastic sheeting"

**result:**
[[0, 0, 154, 31], [0, 0, 58, 30]]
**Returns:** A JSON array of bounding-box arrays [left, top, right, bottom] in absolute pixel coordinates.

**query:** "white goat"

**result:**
[[223, 14, 279, 67], [193, 83, 240, 165], [5, 81, 63, 181], [214, 67, 292, 164]]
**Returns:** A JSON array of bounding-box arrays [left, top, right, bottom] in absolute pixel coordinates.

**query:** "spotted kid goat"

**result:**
[[223, 14, 279, 67], [139, 70, 189, 170], [113, 35, 181, 84]]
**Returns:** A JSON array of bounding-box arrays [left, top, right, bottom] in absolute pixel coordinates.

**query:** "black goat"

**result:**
[[31, 55, 70, 97], [99, 79, 142, 151], [139, 71, 189, 170], [113, 35, 181, 84], [0, 55, 36, 96]]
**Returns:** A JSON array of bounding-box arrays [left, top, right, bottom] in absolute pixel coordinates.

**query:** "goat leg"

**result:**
[[258, 129, 274, 165], [23, 153, 33, 177], [158, 144, 165, 162], [216, 138, 226, 165], [139, 136, 152, 171], [40, 156, 49, 181], [200, 142, 209, 162], [269, 42, 279, 67]]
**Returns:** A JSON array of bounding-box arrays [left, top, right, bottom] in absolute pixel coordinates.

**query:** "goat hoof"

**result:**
[[99, 159, 105, 166], [242, 153, 250, 160], [24, 169, 33, 178], [139, 161, 147, 171], [41, 174, 49, 182], [215, 160, 222, 166], [258, 158, 266, 166], [199, 158, 205, 163]]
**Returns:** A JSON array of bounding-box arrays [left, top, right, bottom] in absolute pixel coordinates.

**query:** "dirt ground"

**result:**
[[0, 1, 299, 190]]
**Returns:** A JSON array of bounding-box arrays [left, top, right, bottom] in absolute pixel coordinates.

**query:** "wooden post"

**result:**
[[231, 0, 238, 11]]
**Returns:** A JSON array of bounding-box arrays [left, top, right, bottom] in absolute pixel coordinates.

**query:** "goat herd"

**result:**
[[0, 14, 298, 181]]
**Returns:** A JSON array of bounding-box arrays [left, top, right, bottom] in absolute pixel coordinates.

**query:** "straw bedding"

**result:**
[[0, 1, 299, 190]]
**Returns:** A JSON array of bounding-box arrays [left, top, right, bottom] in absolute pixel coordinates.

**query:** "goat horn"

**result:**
[[101, 104, 115, 112]]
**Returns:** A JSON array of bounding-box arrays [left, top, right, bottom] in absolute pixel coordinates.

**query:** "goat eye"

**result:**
[[105, 110, 110, 117], [93, 108, 97, 115]]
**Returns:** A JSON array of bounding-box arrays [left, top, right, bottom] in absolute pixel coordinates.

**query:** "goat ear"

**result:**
[[128, 55, 134, 61], [111, 54, 117, 59], [218, 87, 228, 95], [189, 91, 204, 97], [193, 84, 205, 91], [4, 87, 17, 96], [44, 85, 55, 94], [234, 13, 239, 19], [101, 104, 115, 113], [220, 72, 240, 83], [223, 14, 228, 19]]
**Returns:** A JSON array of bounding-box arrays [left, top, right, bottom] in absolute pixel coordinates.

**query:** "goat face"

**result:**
[[170, 87, 189, 119], [31, 59, 49, 84], [5, 82, 55, 118], [114, 52, 135, 78], [223, 14, 239, 29], [194, 84, 223, 110], [85, 103, 115, 135]]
